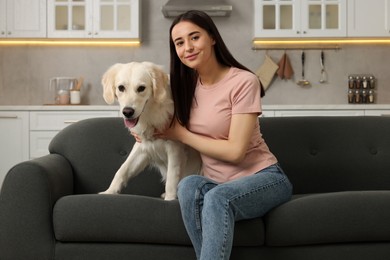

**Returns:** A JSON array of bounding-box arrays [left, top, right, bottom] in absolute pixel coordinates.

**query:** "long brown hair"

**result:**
[[169, 10, 265, 127]]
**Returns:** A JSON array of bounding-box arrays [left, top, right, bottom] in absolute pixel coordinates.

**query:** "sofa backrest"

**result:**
[[49, 117, 165, 195], [260, 116, 390, 194], [50, 116, 390, 195]]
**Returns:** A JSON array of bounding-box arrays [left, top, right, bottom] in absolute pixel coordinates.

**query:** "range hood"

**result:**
[[162, 0, 232, 17]]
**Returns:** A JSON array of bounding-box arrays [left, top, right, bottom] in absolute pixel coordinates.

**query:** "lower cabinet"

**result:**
[[0, 111, 29, 188], [0, 109, 119, 189], [29, 110, 119, 158], [364, 110, 390, 116]]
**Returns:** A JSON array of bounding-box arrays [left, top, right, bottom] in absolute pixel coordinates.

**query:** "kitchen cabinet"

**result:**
[[29, 110, 119, 158], [0, 107, 120, 188], [254, 0, 346, 38], [364, 110, 390, 116], [0, 0, 46, 38], [347, 0, 390, 37], [0, 112, 29, 188], [261, 110, 275, 117], [47, 0, 140, 39]]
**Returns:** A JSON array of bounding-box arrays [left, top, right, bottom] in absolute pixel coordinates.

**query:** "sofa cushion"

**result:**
[[265, 191, 390, 246], [53, 194, 265, 246]]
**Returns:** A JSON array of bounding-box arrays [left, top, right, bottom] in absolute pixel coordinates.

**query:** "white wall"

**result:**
[[0, 0, 389, 105]]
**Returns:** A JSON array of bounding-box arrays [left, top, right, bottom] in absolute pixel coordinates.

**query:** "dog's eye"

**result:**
[[118, 85, 125, 92], [137, 85, 146, 93]]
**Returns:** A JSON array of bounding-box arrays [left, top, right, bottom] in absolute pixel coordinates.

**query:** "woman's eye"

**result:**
[[137, 85, 146, 93], [191, 35, 199, 41], [118, 85, 125, 92], [175, 41, 183, 47]]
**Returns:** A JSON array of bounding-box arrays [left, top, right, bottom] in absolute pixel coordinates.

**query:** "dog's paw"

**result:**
[[98, 190, 118, 195], [163, 193, 177, 201]]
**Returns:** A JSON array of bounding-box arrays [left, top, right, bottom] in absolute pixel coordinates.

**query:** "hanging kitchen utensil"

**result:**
[[255, 54, 279, 91], [296, 51, 310, 87], [277, 51, 294, 80], [319, 50, 327, 83]]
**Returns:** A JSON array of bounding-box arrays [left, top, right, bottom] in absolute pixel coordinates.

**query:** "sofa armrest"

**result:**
[[0, 154, 73, 260]]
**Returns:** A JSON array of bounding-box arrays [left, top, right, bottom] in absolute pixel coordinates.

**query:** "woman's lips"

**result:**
[[185, 53, 199, 61]]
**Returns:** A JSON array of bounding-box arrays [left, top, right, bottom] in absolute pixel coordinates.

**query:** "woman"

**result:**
[[160, 10, 292, 260]]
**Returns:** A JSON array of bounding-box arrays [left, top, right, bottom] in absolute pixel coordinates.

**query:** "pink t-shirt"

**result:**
[[189, 67, 278, 183]]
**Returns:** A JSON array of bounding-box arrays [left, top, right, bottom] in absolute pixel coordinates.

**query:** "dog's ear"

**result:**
[[142, 62, 169, 103], [101, 63, 123, 104]]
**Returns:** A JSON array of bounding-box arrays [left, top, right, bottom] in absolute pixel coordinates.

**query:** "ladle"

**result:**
[[296, 51, 311, 87]]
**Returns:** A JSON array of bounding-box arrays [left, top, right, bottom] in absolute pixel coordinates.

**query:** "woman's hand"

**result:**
[[130, 119, 186, 143], [130, 130, 142, 143], [154, 118, 186, 142]]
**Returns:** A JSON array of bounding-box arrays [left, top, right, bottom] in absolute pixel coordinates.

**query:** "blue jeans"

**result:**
[[177, 163, 293, 260]]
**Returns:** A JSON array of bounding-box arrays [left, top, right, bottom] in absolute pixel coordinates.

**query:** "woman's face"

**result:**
[[171, 21, 216, 70]]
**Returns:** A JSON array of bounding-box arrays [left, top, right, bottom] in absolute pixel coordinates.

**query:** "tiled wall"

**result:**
[[1, 0, 389, 105]]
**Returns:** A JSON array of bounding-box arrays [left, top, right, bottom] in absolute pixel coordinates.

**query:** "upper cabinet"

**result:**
[[47, 0, 140, 39], [254, 0, 347, 38], [348, 0, 390, 37], [0, 0, 46, 38]]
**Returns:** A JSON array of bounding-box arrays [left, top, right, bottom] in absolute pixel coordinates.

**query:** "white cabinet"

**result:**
[[364, 110, 390, 116], [0, 112, 29, 188], [0, 0, 46, 38], [254, 0, 346, 38], [261, 110, 276, 117], [47, 0, 140, 39], [347, 0, 390, 37], [0, 0, 5, 37], [29, 110, 119, 158]]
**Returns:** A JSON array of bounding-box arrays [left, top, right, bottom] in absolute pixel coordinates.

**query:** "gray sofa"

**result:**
[[1, 116, 390, 260]]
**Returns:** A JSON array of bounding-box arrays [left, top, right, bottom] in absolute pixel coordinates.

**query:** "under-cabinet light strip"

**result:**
[[0, 40, 141, 47], [253, 39, 390, 45], [252, 39, 390, 50]]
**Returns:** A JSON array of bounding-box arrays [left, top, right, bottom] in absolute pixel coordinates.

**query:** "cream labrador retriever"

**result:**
[[100, 62, 202, 200]]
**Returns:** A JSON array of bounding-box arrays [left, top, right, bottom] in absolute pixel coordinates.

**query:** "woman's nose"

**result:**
[[185, 42, 194, 52]]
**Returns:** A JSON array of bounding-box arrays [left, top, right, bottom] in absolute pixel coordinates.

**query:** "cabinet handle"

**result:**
[[0, 115, 18, 119], [64, 120, 78, 124], [7, 31, 11, 35], [296, 31, 300, 34], [1, 31, 5, 35], [303, 31, 307, 34]]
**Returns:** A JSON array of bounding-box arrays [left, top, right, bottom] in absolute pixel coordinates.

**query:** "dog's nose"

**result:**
[[122, 107, 135, 118]]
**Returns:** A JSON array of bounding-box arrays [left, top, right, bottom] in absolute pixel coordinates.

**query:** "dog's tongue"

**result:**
[[124, 118, 138, 128]]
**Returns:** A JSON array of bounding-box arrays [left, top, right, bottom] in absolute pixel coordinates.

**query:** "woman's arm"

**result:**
[[157, 113, 259, 164]]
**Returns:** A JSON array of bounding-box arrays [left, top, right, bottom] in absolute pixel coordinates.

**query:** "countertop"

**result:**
[[1, 104, 390, 111], [261, 104, 390, 110]]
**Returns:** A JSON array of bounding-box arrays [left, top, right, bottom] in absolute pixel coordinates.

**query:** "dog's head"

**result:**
[[102, 62, 169, 128]]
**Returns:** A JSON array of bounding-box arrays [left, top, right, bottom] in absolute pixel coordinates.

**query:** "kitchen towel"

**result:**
[[256, 54, 279, 91], [277, 52, 294, 79]]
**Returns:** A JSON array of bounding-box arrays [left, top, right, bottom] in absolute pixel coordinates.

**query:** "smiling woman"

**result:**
[[163, 10, 293, 260]]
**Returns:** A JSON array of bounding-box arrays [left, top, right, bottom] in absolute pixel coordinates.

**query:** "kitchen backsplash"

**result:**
[[1, 0, 390, 106]]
